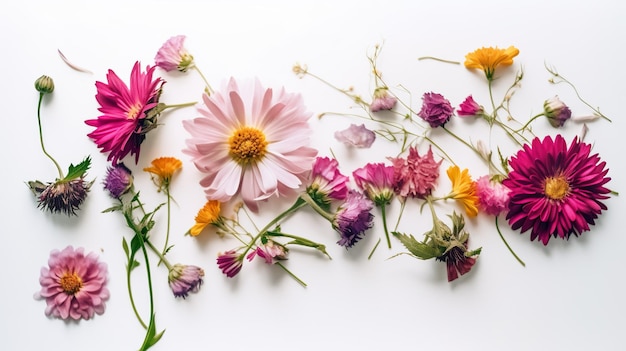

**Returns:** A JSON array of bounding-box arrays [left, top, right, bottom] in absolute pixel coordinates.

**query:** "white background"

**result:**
[[1, 1, 625, 350]]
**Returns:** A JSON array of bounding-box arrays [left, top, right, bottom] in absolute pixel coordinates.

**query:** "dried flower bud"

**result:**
[[543, 95, 571, 128], [35, 75, 55, 94]]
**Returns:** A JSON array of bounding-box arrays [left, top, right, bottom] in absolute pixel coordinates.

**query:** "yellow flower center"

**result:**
[[544, 176, 570, 200], [60, 272, 83, 295], [228, 127, 268, 165], [127, 103, 142, 119]]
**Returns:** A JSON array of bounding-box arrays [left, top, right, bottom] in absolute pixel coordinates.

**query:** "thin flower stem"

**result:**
[[495, 217, 525, 267], [159, 190, 172, 266], [145, 236, 173, 271], [301, 70, 369, 108], [125, 252, 147, 329], [368, 238, 381, 260], [275, 261, 307, 287], [36, 93, 64, 179], [380, 204, 392, 249], [192, 65, 214, 96], [513, 113, 544, 133], [137, 238, 157, 351], [163, 101, 197, 110], [417, 56, 460, 65], [393, 200, 407, 232]]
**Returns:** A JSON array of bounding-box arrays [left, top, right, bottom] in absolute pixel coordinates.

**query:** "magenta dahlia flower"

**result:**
[[183, 78, 318, 212], [388, 145, 442, 199], [155, 35, 195, 72], [35, 246, 109, 320], [85, 61, 164, 165], [417, 92, 454, 128], [168, 264, 204, 298], [503, 135, 611, 245]]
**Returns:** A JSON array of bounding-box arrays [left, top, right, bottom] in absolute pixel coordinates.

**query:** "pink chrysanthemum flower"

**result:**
[[307, 156, 349, 208], [216, 250, 244, 278], [168, 264, 204, 299], [352, 163, 395, 206], [388, 145, 442, 200], [85, 61, 164, 165], [183, 78, 318, 212], [333, 190, 375, 248], [334, 123, 376, 148], [417, 92, 454, 128], [503, 135, 611, 245], [475, 175, 510, 216], [155, 35, 195, 72], [35, 246, 109, 320], [457, 95, 484, 117]]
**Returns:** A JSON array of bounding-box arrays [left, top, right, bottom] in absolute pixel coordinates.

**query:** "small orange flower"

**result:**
[[464, 46, 519, 80], [189, 200, 222, 236], [143, 157, 182, 191], [446, 165, 479, 217]]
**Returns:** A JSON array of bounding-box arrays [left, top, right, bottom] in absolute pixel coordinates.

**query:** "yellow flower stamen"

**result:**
[[446, 165, 479, 217], [60, 272, 83, 295], [544, 176, 570, 200], [464, 46, 519, 80], [127, 103, 143, 119], [189, 200, 222, 236], [228, 126, 268, 165]]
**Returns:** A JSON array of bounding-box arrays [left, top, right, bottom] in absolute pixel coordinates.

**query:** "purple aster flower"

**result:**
[[417, 92, 454, 128], [334, 124, 376, 148], [333, 190, 374, 248], [457, 95, 484, 117], [168, 264, 204, 298], [216, 250, 243, 278], [103, 163, 134, 198], [543, 95, 572, 128]]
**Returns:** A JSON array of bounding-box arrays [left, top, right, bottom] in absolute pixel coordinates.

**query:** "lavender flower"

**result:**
[[168, 264, 205, 298], [333, 190, 375, 248], [103, 163, 134, 198]]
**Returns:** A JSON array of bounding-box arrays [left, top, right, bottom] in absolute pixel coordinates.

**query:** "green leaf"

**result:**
[[63, 156, 91, 181], [102, 204, 123, 213], [392, 231, 443, 260], [130, 234, 142, 255], [122, 237, 130, 258]]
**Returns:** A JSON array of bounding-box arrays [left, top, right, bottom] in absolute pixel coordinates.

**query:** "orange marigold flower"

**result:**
[[143, 157, 182, 191], [464, 46, 519, 80], [446, 165, 479, 217], [189, 200, 222, 236]]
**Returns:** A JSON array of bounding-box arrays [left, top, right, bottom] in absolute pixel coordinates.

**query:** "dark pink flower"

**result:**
[[475, 175, 510, 216], [436, 245, 477, 282], [334, 124, 376, 148], [168, 264, 204, 298], [370, 88, 397, 112], [35, 246, 109, 320], [457, 95, 484, 117], [307, 156, 349, 207], [246, 240, 288, 264], [333, 190, 374, 248], [352, 163, 395, 206], [155, 35, 195, 72], [388, 145, 442, 199], [85, 61, 164, 165], [503, 135, 611, 245], [543, 96, 572, 128], [216, 250, 243, 278], [417, 92, 454, 128]]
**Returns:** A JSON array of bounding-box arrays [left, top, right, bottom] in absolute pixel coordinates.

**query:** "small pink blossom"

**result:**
[[216, 250, 243, 278], [334, 124, 376, 148], [168, 264, 204, 298], [307, 156, 349, 204], [352, 163, 395, 206], [475, 175, 511, 216], [388, 145, 442, 199], [370, 88, 397, 112], [155, 35, 195, 72], [417, 92, 454, 128], [247, 240, 288, 264], [457, 95, 484, 117]]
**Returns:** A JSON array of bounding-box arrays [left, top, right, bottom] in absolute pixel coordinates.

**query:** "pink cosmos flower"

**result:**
[[334, 124, 376, 148], [183, 78, 318, 212], [503, 135, 611, 245], [333, 190, 375, 248], [457, 95, 484, 117], [168, 264, 204, 298], [370, 88, 397, 112], [475, 175, 510, 216], [35, 246, 109, 320], [417, 92, 454, 128], [543, 95, 572, 128], [155, 35, 195, 72], [352, 163, 395, 206], [85, 61, 164, 165], [307, 156, 349, 206], [216, 250, 244, 278], [388, 145, 442, 199]]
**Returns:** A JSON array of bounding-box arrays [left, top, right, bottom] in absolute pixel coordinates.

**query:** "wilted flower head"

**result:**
[[475, 175, 510, 216], [85, 61, 164, 165], [457, 95, 484, 117], [155, 35, 195, 72], [388, 145, 442, 200], [143, 156, 182, 191], [35, 75, 55, 94], [446, 165, 479, 217], [216, 250, 244, 278], [503, 135, 611, 245], [333, 190, 375, 248], [543, 96, 572, 128], [307, 156, 349, 208], [247, 240, 289, 264], [35, 246, 109, 320], [436, 243, 478, 282], [183, 78, 318, 212], [464, 46, 520, 80], [334, 123, 376, 148], [168, 264, 204, 298], [370, 87, 397, 112], [189, 200, 222, 236], [103, 163, 133, 198], [30, 178, 92, 216], [417, 92, 454, 128], [352, 163, 395, 206]]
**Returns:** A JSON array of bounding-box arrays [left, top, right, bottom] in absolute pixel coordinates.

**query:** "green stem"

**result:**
[[275, 261, 307, 288], [367, 238, 381, 260], [125, 248, 147, 329], [192, 65, 214, 96], [513, 113, 544, 133], [137, 236, 157, 351], [159, 191, 172, 266], [417, 56, 460, 65], [163, 101, 197, 110], [36, 93, 64, 179], [145, 236, 173, 271], [380, 204, 391, 249], [495, 217, 525, 267]]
